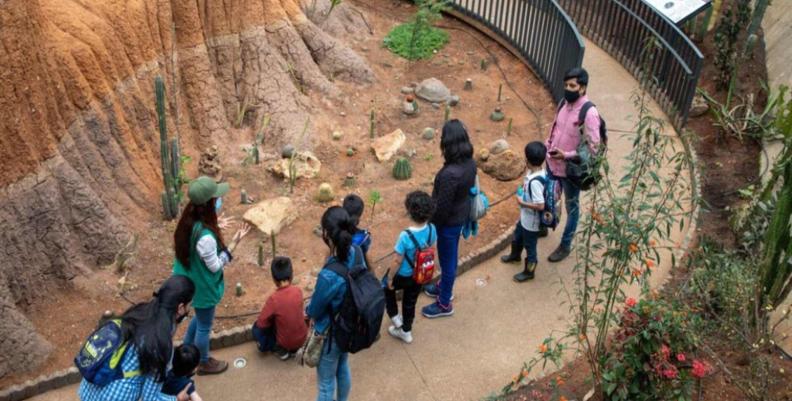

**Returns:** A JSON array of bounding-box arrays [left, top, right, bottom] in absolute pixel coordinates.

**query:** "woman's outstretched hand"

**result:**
[[218, 213, 235, 230], [229, 222, 252, 252]]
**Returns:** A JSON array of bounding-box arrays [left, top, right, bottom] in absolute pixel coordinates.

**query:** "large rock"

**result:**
[[415, 77, 451, 103], [243, 197, 296, 235], [489, 139, 510, 155], [371, 129, 406, 162], [270, 151, 321, 180], [478, 149, 526, 181], [689, 93, 709, 118]]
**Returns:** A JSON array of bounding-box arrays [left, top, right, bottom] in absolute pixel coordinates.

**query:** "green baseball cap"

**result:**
[[188, 176, 229, 205]]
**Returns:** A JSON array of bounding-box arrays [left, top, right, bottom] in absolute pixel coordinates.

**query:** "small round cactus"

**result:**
[[422, 127, 435, 140], [392, 157, 412, 180], [343, 173, 357, 188], [316, 182, 334, 203], [490, 107, 505, 122]]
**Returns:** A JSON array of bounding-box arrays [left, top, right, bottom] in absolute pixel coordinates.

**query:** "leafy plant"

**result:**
[[368, 190, 382, 226], [328, 0, 342, 15], [383, 0, 449, 60], [602, 298, 708, 401]]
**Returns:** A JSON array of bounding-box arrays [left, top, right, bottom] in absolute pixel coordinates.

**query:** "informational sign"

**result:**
[[642, 0, 712, 24]]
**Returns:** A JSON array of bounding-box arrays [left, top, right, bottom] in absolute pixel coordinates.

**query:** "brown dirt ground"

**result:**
[[0, 0, 555, 390], [502, 2, 792, 401]]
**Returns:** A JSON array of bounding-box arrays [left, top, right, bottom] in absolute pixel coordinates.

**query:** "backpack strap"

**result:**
[[526, 176, 547, 202], [578, 101, 595, 126]]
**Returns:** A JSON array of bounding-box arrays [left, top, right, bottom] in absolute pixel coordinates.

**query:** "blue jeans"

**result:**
[[316, 342, 351, 401], [511, 222, 539, 263], [437, 225, 463, 307], [183, 306, 215, 363], [547, 169, 581, 249], [251, 324, 277, 352]]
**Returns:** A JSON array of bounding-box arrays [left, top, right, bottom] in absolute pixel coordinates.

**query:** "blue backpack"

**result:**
[[74, 319, 140, 386], [351, 230, 371, 254], [520, 175, 560, 230]]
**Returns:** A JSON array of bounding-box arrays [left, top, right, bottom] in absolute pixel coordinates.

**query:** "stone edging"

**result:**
[[0, 226, 514, 401]]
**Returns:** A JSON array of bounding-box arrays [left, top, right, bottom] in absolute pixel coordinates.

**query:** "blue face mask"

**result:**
[[215, 197, 223, 213]]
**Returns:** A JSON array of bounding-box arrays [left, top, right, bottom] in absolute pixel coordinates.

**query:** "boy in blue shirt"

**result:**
[[383, 191, 437, 344]]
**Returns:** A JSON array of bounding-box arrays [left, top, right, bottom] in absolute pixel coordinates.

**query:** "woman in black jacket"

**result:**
[[422, 119, 477, 318]]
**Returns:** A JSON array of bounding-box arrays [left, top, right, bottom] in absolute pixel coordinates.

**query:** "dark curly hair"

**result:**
[[405, 191, 435, 224]]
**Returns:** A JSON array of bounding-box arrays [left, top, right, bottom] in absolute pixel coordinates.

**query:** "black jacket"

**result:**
[[431, 158, 477, 227]]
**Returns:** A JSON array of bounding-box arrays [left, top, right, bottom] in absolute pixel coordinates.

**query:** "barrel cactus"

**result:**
[[316, 182, 334, 203], [392, 158, 412, 180]]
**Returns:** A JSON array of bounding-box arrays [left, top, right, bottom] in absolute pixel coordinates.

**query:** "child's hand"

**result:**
[[176, 384, 191, 401], [189, 392, 204, 401]]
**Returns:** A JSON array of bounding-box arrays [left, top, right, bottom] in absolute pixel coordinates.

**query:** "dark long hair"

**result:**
[[440, 119, 474, 165], [119, 276, 195, 382], [321, 206, 355, 264], [174, 199, 225, 267]]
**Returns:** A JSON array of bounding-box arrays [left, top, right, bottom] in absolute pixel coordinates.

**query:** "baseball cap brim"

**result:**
[[214, 182, 230, 198]]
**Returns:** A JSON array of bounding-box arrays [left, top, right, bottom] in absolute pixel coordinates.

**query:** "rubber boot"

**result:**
[[500, 241, 522, 264], [513, 261, 536, 282]]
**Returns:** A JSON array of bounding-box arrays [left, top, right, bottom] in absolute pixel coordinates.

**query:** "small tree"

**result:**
[[383, 0, 449, 60]]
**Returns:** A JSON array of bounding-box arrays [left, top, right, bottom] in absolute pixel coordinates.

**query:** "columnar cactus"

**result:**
[[156, 76, 180, 220], [392, 157, 412, 180]]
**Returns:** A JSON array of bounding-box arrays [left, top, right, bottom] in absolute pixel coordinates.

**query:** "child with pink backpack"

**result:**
[[382, 191, 437, 344]]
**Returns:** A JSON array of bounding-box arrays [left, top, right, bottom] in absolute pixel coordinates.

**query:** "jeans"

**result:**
[[511, 222, 539, 263], [436, 225, 463, 307], [547, 169, 581, 249], [251, 324, 277, 353], [385, 275, 422, 332], [183, 306, 215, 363], [316, 341, 351, 401]]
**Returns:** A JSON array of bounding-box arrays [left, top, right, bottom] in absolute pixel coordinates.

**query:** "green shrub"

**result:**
[[602, 298, 708, 401], [384, 22, 448, 60]]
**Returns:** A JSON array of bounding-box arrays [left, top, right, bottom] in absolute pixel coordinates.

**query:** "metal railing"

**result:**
[[558, 0, 704, 127], [447, 0, 586, 103]]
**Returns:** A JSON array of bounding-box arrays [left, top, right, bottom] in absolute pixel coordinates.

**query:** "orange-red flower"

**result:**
[[626, 297, 638, 308], [629, 243, 639, 253], [559, 396, 568, 401], [632, 268, 642, 278], [649, 239, 657, 247], [645, 259, 655, 269], [538, 343, 548, 353]]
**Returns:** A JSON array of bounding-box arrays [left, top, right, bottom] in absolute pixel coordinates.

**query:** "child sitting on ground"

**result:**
[[383, 191, 437, 344], [162, 344, 204, 401], [343, 194, 372, 255], [252, 257, 308, 360], [508, 141, 547, 282]]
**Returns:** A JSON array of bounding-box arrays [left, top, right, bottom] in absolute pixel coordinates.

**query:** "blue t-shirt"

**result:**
[[352, 229, 371, 254], [394, 224, 437, 277]]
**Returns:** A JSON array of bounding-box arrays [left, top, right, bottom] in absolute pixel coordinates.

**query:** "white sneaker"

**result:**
[[388, 325, 413, 344], [390, 314, 403, 329]]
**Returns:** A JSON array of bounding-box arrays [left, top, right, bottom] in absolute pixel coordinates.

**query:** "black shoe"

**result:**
[[513, 262, 536, 282], [500, 253, 521, 263], [538, 227, 549, 238], [548, 245, 571, 263], [274, 346, 293, 361]]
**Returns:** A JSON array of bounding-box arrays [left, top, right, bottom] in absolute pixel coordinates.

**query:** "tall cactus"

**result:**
[[156, 76, 180, 220]]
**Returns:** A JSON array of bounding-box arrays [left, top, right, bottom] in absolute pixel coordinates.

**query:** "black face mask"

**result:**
[[564, 89, 581, 103]]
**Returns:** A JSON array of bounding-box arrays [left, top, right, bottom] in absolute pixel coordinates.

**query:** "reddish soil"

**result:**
[[502, 2, 792, 401], [0, 0, 554, 390]]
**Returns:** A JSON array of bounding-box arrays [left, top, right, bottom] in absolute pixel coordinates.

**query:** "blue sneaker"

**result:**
[[422, 302, 454, 318], [422, 283, 454, 300]]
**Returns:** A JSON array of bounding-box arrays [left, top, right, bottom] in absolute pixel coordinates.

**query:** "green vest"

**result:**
[[172, 223, 225, 309]]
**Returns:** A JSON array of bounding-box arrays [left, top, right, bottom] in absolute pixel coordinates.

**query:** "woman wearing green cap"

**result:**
[[172, 176, 251, 375]]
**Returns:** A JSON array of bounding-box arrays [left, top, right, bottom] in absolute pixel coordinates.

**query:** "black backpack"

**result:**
[[553, 100, 608, 191], [326, 245, 385, 353]]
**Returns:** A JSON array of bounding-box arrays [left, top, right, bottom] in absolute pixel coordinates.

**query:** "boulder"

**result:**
[[371, 129, 406, 162], [477, 149, 525, 181], [689, 93, 709, 118], [243, 197, 296, 235], [415, 77, 451, 103], [198, 146, 222, 180], [270, 151, 321, 180], [489, 139, 510, 155]]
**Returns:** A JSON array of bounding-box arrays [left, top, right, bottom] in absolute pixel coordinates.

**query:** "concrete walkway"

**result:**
[[30, 40, 694, 401]]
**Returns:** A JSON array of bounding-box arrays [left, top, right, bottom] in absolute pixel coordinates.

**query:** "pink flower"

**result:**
[[661, 366, 679, 379], [625, 297, 637, 308], [676, 353, 686, 362], [692, 360, 711, 378], [660, 344, 671, 361]]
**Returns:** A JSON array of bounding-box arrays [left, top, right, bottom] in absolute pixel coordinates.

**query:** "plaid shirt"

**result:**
[[78, 345, 176, 401]]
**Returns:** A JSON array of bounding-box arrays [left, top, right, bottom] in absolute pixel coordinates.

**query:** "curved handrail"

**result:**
[[446, 0, 586, 103]]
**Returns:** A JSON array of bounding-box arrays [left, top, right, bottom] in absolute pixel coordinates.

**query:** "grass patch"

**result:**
[[383, 22, 448, 60]]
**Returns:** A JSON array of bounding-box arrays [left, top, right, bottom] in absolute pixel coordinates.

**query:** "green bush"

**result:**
[[602, 298, 708, 401], [384, 22, 448, 60]]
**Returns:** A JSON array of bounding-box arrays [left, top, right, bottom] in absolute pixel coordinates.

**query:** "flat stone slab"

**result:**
[[242, 197, 296, 235]]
